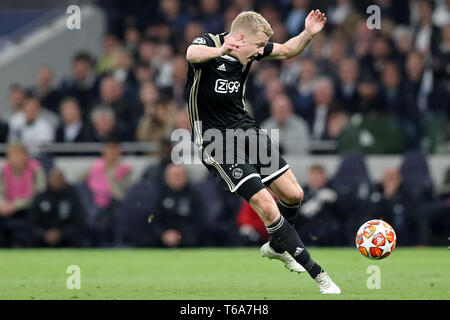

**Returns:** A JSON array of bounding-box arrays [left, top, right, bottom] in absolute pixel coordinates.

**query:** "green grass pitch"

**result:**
[[0, 247, 448, 299]]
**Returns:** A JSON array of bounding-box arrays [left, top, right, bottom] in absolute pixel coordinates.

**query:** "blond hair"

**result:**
[[230, 11, 273, 38]]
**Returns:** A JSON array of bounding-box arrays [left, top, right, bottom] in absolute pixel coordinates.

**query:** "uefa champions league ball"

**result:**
[[355, 219, 397, 260]]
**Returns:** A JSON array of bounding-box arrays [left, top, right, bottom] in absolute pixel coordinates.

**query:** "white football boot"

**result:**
[[261, 242, 306, 273], [314, 272, 341, 294]]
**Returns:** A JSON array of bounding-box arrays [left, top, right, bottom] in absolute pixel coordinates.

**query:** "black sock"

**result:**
[[267, 216, 323, 279], [270, 200, 301, 253]]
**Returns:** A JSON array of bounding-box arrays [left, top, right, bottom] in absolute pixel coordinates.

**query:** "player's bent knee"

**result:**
[[249, 194, 279, 225], [282, 186, 304, 205]]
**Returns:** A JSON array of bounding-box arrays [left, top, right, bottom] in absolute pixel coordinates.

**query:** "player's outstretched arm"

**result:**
[[265, 9, 326, 60], [186, 35, 245, 64]]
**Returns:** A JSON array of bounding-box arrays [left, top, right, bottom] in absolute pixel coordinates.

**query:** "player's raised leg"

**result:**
[[263, 169, 341, 294]]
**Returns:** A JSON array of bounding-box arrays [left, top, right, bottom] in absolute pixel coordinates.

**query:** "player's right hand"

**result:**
[[221, 35, 245, 56]]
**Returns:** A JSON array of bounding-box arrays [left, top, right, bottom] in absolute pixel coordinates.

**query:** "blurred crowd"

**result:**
[[0, 0, 449, 247], [0, 0, 449, 153], [0, 142, 448, 248]]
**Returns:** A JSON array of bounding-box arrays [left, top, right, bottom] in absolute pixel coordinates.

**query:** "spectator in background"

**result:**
[[255, 78, 285, 123], [55, 97, 92, 143], [136, 98, 174, 146], [59, 52, 99, 113], [369, 167, 418, 245], [3, 84, 26, 122], [170, 55, 188, 105], [403, 51, 432, 146], [0, 143, 46, 247], [138, 37, 156, 67], [393, 25, 415, 67], [326, 109, 348, 143], [94, 76, 137, 139], [247, 61, 281, 123], [8, 96, 55, 147], [223, 5, 241, 31], [280, 55, 302, 88], [145, 21, 172, 43], [285, 0, 311, 37], [327, 0, 354, 27], [335, 58, 359, 113], [290, 59, 317, 121], [355, 74, 382, 114], [181, 21, 205, 54], [404, 51, 428, 111], [32, 66, 61, 114], [268, 20, 289, 44], [352, 17, 375, 61], [432, 0, 450, 28], [110, 47, 135, 89], [96, 32, 121, 75], [123, 26, 141, 60], [29, 168, 85, 247], [361, 34, 394, 79], [141, 139, 173, 184], [135, 62, 156, 84], [297, 165, 344, 246], [310, 77, 340, 141], [153, 42, 175, 91], [86, 141, 132, 246], [433, 24, 450, 88], [200, 0, 224, 35], [138, 81, 160, 109], [159, 0, 191, 39], [128, 63, 156, 105], [88, 107, 127, 142], [379, 61, 421, 148], [232, 0, 255, 12], [151, 164, 205, 247], [258, 1, 282, 26], [413, 0, 441, 56], [322, 36, 348, 80], [379, 62, 408, 114], [262, 94, 310, 155]]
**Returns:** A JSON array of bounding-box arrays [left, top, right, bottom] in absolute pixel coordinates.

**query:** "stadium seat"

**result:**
[[400, 150, 434, 201], [114, 180, 160, 247], [331, 151, 372, 197], [192, 176, 242, 246], [34, 153, 55, 176], [331, 151, 373, 244], [73, 182, 95, 246]]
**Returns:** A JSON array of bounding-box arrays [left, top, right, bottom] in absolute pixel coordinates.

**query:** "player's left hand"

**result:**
[[305, 9, 327, 37]]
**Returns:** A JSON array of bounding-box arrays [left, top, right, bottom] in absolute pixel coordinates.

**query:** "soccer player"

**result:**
[[185, 10, 340, 294]]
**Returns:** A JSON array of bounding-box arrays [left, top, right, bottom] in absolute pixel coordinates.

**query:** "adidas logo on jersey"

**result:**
[[217, 64, 226, 71]]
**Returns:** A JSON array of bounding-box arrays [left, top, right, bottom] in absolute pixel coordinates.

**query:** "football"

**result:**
[[355, 220, 397, 260]]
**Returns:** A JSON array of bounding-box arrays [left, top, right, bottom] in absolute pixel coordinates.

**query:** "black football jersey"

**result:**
[[186, 32, 273, 145]]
